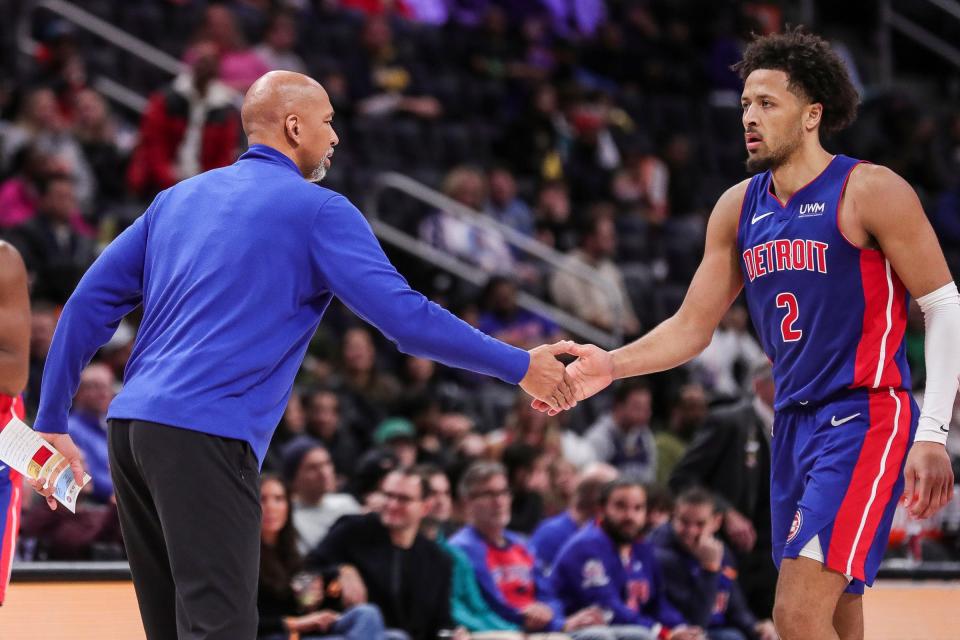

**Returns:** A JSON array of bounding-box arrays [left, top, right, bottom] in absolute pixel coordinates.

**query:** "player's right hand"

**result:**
[[520, 341, 579, 412], [902, 441, 955, 520], [531, 343, 615, 415]]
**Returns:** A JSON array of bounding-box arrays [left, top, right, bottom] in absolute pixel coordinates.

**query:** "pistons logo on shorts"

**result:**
[[787, 509, 803, 543]]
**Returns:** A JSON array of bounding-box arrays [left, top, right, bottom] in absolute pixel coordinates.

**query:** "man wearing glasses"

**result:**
[[450, 461, 610, 639], [308, 467, 467, 640]]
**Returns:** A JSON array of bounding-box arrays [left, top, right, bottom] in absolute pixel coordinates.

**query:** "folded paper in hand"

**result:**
[[0, 415, 91, 513]]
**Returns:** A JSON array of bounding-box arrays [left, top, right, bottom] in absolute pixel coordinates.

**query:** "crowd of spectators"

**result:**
[[3, 0, 960, 639]]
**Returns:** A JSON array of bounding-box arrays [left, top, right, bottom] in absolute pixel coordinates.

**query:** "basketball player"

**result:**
[[537, 30, 957, 640], [0, 242, 31, 604]]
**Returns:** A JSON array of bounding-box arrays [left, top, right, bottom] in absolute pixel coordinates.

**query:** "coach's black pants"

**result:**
[[108, 419, 261, 640]]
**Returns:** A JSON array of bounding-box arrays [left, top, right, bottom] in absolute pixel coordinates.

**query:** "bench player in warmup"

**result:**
[[0, 242, 31, 605], [538, 29, 957, 640]]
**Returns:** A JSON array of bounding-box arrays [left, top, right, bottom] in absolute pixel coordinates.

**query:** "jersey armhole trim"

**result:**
[[836, 160, 881, 253], [735, 177, 753, 250]]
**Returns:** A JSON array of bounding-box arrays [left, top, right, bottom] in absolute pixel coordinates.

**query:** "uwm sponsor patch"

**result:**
[[798, 201, 826, 217], [743, 239, 828, 282]]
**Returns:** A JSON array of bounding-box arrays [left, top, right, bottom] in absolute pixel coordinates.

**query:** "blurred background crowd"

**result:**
[[2, 0, 960, 638]]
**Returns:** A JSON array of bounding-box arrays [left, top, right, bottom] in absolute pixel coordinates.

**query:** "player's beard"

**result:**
[[746, 122, 803, 174]]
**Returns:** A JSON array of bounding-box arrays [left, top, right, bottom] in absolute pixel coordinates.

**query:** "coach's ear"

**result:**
[[285, 113, 302, 144], [805, 102, 823, 132]]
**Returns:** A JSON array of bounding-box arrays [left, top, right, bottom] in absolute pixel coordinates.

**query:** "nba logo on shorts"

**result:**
[[787, 509, 803, 543]]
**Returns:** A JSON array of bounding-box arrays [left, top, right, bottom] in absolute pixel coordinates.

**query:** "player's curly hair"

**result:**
[[733, 27, 859, 138]]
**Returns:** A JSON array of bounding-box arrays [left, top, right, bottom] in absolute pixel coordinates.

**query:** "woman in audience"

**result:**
[[258, 474, 387, 640]]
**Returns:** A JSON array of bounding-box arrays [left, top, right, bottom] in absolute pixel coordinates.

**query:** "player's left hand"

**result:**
[[902, 441, 955, 520]]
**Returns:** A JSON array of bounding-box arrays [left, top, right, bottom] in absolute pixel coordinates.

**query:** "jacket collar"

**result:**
[[238, 144, 302, 176]]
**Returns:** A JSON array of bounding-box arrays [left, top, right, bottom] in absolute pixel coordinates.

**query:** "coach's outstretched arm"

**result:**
[[848, 164, 956, 519], [309, 194, 577, 411], [534, 180, 748, 411]]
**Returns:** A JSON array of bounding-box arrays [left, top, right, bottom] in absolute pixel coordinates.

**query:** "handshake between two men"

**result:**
[[518, 341, 615, 414]]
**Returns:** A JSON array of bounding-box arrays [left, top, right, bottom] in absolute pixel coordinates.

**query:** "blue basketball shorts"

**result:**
[[770, 387, 918, 595]]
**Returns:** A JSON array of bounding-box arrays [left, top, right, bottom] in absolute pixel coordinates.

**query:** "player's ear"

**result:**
[[805, 102, 823, 132]]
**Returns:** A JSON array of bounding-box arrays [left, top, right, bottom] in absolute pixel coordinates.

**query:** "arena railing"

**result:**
[[879, 0, 960, 86], [17, 0, 185, 114], [366, 172, 626, 349]]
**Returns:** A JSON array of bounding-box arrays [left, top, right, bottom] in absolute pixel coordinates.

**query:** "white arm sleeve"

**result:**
[[916, 282, 960, 445]]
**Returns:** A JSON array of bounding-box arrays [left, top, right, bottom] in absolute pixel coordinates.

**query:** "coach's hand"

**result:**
[[520, 341, 579, 412], [26, 433, 86, 511], [902, 441, 955, 519]]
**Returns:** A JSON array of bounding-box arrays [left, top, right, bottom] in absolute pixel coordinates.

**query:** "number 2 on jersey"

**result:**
[[776, 292, 802, 342]]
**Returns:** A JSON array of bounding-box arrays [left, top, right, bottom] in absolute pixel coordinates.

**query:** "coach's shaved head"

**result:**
[[241, 70, 338, 182]]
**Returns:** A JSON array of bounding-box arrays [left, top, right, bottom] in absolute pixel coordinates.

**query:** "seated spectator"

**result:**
[[337, 326, 402, 443], [0, 86, 95, 210], [544, 456, 579, 517], [67, 363, 115, 504], [415, 465, 520, 635], [344, 16, 442, 120], [585, 382, 657, 483], [669, 363, 776, 620], [648, 489, 776, 640], [304, 388, 360, 487], [551, 480, 702, 640], [373, 417, 419, 468], [0, 146, 65, 230], [350, 448, 400, 511], [691, 306, 765, 400], [486, 167, 535, 236], [254, 10, 307, 74], [285, 441, 361, 554], [8, 173, 96, 303], [72, 88, 134, 214], [307, 469, 463, 640], [184, 5, 270, 92], [25, 299, 57, 418], [419, 167, 516, 275], [502, 442, 550, 534], [530, 463, 619, 573], [533, 179, 577, 252], [126, 41, 239, 198], [487, 392, 592, 468], [477, 276, 562, 351], [612, 145, 670, 223], [655, 383, 708, 486], [258, 474, 388, 640], [450, 461, 607, 637], [18, 497, 123, 561], [550, 211, 640, 335]]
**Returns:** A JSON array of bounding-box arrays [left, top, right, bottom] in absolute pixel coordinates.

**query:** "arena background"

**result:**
[[1, 0, 959, 638]]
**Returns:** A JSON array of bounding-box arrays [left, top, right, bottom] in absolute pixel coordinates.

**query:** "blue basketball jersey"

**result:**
[[736, 155, 911, 410]]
